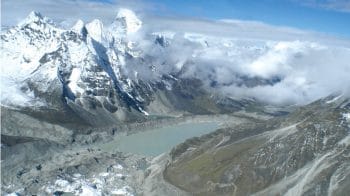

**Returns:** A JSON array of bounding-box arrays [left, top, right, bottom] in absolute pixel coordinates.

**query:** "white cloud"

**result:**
[[143, 29, 350, 105], [186, 40, 350, 105], [135, 26, 350, 105], [136, 16, 350, 105]]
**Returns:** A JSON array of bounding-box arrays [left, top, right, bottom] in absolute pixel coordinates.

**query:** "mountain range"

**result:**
[[1, 9, 349, 196]]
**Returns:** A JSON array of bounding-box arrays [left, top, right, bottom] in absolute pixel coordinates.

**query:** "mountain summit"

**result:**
[[19, 11, 44, 25], [114, 8, 142, 34]]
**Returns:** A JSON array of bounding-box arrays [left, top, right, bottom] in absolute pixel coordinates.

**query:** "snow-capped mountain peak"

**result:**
[[1, 10, 62, 78], [22, 11, 43, 23], [114, 8, 142, 35], [85, 19, 105, 43], [18, 11, 54, 28], [71, 19, 86, 35]]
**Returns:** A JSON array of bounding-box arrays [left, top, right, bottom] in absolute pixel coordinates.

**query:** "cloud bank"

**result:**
[[133, 17, 350, 105], [137, 32, 350, 105]]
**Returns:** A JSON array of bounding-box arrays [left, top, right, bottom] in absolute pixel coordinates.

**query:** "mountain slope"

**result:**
[[1, 10, 265, 126], [164, 95, 350, 196]]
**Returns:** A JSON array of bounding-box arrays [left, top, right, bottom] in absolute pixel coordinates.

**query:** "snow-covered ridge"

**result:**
[[1, 8, 350, 113], [1, 8, 177, 123], [1, 10, 64, 108]]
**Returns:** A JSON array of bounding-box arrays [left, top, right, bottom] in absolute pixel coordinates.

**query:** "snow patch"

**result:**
[[5, 193, 20, 196], [326, 94, 343, 104], [111, 186, 134, 196], [99, 172, 109, 177], [71, 19, 85, 34], [113, 164, 124, 170], [55, 179, 70, 188], [215, 136, 231, 148], [80, 184, 101, 196], [343, 113, 350, 121], [338, 135, 350, 146], [68, 68, 84, 95], [44, 164, 134, 196]]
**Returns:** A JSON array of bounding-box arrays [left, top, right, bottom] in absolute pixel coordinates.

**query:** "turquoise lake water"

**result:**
[[102, 122, 219, 156]]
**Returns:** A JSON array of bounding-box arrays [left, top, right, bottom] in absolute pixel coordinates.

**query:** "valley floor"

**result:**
[[2, 96, 349, 196], [1, 111, 256, 195]]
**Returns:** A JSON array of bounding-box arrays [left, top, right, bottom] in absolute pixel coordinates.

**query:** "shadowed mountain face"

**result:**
[[164, 96, 350, 196]]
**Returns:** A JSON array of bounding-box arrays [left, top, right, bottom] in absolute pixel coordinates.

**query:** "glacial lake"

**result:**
[[101, 122, 219, 156]]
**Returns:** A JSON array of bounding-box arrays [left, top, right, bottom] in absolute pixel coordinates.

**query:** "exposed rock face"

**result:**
[[1, 9, 287, 126], [164, 96, 350, 196]]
